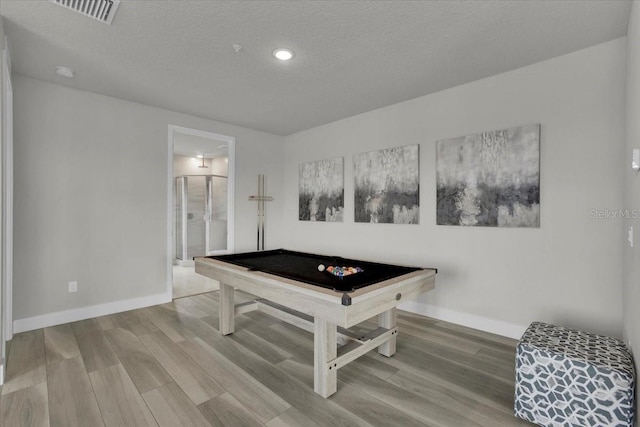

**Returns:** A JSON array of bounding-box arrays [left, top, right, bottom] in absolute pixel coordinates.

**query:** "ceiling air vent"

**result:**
[[49, 0, 120, 25]]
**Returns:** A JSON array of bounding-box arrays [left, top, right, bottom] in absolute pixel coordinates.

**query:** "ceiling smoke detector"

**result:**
[[49, 0, 121, 25], [55, 66, 75, 78]]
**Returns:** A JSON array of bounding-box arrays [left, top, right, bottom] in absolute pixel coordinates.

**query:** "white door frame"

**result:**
[[2, 38, 14, 383], [167, 125, 235, 296]]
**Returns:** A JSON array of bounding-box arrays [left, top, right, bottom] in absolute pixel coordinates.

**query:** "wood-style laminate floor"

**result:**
[[173, 266, 219, 299], [0, 291, 532, 426]]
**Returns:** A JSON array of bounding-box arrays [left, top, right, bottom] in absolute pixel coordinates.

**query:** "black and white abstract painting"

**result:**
[[436, 124, 540, 227], [299, 157, 344, 221], [354, 145, 419, 224]]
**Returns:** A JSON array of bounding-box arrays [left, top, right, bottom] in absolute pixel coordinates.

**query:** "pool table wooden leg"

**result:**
[[378, 307, 397, 357], [314, 318, 337, 398], [219, 282, 235, 335]]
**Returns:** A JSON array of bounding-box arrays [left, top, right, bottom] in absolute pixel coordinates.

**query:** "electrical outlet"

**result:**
[[68, 281, 78, 293]]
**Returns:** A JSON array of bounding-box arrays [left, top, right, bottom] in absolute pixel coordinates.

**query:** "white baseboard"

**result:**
[[10, 290, 526, 340], [13, 292, 172, 334], [399, 300, 528, 340]]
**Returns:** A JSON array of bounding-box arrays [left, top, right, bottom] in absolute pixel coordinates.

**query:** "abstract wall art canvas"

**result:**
[[354, 144, 419, 224], [436, 124, 540, 227], [299, 157, 344, 221]]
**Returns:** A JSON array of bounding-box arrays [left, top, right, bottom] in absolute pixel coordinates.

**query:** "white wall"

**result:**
[[283, 38, 627, 339], [12, 75, 284, 328], [623, 1, 640, 406]]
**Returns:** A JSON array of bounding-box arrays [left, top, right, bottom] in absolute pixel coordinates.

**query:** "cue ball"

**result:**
[[318, 264, 325, 272]]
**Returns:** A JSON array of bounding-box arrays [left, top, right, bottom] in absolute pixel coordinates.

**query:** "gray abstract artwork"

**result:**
[[299, 157, 344, 221], [354, 145, 419, 224], [436, 124, 540, 227]]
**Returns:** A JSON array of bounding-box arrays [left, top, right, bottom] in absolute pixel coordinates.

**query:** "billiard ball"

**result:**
[[318, 264, 325, 272]]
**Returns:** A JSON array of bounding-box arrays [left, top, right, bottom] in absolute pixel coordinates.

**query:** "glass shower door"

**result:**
[[186, 176, 207, 259], [206, 175, 228, 254], [175, 177, 184, 260], [175, 175, 228, 261]]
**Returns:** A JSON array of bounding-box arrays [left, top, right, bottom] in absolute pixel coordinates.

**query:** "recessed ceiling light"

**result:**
[[273, 48, 294, 61], [55, 66, 75, 78], [196, 154, 204, 158]]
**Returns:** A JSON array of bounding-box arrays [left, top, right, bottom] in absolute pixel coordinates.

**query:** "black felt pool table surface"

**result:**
[[206, 249, 423, 293]]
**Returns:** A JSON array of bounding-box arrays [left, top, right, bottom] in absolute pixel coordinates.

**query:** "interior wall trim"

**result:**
[[13, 292, 171, 333], [399, 299, 528, 340]]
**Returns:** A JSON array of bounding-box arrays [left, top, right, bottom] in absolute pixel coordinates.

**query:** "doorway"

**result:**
[[168, 125, 235, 299]]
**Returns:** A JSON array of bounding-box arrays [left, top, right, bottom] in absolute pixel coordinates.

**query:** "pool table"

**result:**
[[195, 249, 436, 398]]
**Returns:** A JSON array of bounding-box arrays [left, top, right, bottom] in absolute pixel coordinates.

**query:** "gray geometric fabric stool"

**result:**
[[514, 321, 635, 427]]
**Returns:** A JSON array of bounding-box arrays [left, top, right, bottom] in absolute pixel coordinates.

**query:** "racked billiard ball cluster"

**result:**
[[325, 265, 363, 277]]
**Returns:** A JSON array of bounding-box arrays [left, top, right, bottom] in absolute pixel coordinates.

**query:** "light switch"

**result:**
[[633, 149, 640, 171], [629, 226, 634, 248]]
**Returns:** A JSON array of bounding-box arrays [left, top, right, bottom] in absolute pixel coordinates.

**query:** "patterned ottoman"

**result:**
[[514, 322, 635, 427]]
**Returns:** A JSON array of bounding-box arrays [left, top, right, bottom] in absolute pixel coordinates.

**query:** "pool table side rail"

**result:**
[[195, 256, 436, 328], [345, 271, 435, 327]]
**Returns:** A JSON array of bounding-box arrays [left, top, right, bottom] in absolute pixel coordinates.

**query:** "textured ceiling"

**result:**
[[0, 0, 632, 136]]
